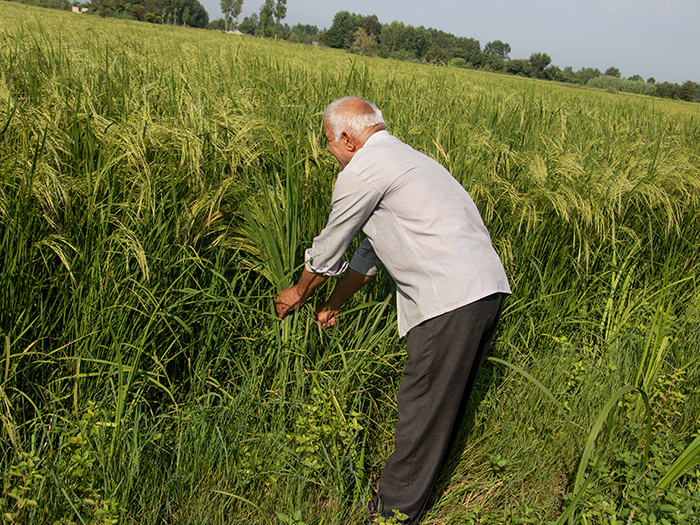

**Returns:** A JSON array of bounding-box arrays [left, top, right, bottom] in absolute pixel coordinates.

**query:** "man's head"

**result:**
[[322, 97, 386, 170]]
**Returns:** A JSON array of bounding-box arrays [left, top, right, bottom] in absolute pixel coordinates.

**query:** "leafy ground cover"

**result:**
[[1, 3, 699, 524]]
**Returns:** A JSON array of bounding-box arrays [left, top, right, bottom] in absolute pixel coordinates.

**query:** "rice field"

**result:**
[[1, 2, 699, 524]]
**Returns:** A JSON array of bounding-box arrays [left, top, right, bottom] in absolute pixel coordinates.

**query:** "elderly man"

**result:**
[[275, 97, 511, 524]]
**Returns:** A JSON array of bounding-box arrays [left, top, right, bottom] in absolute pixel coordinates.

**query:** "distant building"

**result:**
[[71, 6, 88, 13]]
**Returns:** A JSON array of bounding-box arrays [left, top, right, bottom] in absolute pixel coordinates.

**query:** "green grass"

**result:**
[[1, 3, 699, 524]]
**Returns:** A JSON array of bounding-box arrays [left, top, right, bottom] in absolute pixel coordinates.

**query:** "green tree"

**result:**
[[273, 0, 285, 23], [181, 4, 190, 26], [94, 0, 114, 17], [220, 0, 232, 30], [159, 0, 208, 27], [574, 67, 601, 84], [186, 0, 207, 27], [160, 0, 208, 27], [483, 40, 509, 72], [258, 0, 274, 36], [506, 58, 531, 77], [290, 23, 318, 45], [547, 64, 562, 81], [654, 82, 680, 99], [322, 11, 362, 49], [529, 52, 551, 78], [209, 17, 225, 29], [221, 0, 243, 31], [238, 12, 257, 33], [628, 74, 643, 82], [361, 14, 381, 39], [484, 40, 510, 60], [483, 53, 505, 72], [320, 27, 342, 48], [232, 0, 243, 26], [678, 80, 700, 102], [605, 66, 621, 78], [352, 27, 378, 57], [560, 66, 575, 82]]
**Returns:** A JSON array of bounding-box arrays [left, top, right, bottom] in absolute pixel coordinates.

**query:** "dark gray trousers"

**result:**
[[375, 293, 507, 524]]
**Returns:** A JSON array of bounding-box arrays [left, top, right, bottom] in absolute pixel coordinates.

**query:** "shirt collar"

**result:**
[[364, 129, 390, 147], [341, 130, 390, 173]]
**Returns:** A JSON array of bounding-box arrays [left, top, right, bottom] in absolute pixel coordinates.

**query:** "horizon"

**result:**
[[198, 0, 698, 86]]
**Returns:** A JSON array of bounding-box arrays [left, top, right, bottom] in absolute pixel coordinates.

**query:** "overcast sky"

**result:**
[[198, 0, 698, 84]]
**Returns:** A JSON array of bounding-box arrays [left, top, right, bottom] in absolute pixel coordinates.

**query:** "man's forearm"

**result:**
[[294, 268, 329, 304], [327, 268, 373, 310]]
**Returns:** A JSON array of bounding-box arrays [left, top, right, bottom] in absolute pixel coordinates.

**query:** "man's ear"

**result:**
[[340, 131, 357, 152]]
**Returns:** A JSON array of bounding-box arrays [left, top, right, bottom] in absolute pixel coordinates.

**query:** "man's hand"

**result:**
[[275, 285, 303, 319], [314, 269, 373, 328], [275, 269, 329, 319], [314, 301, 341, 329]]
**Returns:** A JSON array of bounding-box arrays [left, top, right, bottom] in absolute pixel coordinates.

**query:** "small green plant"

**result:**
[[375, 509, 409, 524], [1, 451, 43, 524], [489, 453, 509, 475], [446, 505, 482, 524], [284, 385, 365, 477], [276, 509, 308, 525], [512, 506, 540, 524], [553, 434, 700, 525]]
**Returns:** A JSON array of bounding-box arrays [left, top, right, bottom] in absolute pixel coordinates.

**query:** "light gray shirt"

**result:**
[[305, 130, 511, 337]]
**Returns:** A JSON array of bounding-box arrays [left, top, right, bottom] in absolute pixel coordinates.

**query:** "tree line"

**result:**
[[302, 11, 698, 103], [216, 8, 698, 103], [11, 0, 698, 102]]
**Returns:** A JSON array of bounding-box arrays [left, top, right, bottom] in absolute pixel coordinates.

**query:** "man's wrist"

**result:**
[[290, 284, 306, 305], [326, 297, 343, 312]]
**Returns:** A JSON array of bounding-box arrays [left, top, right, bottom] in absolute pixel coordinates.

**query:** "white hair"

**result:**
[[323, 97, 385, 141]]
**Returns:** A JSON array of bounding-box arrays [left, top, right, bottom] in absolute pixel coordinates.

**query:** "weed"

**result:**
[[1, 451, 43, 524]]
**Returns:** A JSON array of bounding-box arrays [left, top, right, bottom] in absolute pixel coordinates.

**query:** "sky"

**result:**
[[199, 0, 699, 85]]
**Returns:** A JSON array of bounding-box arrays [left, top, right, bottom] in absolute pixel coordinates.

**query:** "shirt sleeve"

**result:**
[[349, 237, 384, 276], [305, 171, 382, 277]]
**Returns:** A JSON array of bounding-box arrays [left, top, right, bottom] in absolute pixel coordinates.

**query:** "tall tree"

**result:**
[[505, 58, 531, 77], [678, 80, 700, 102], [259, 0, 274, 36], [605, 66, 621, 78], [322, 11, 362, 49], [484, 40, 511, 60], [232, 0, 243, 26], [574, 67, 601, 84], [529, 52, 551, 78], [273, 0, 286, 23], [353, 27, 378, 56], [361, 14, 381, 39], [220, 0, 233, 30], [238, 12, 258, 33], [162, 0, 208, 28], [289, 23, 318, 44]]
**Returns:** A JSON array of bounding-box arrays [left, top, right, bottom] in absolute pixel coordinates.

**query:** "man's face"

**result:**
[[324, 120, 353, 171]]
